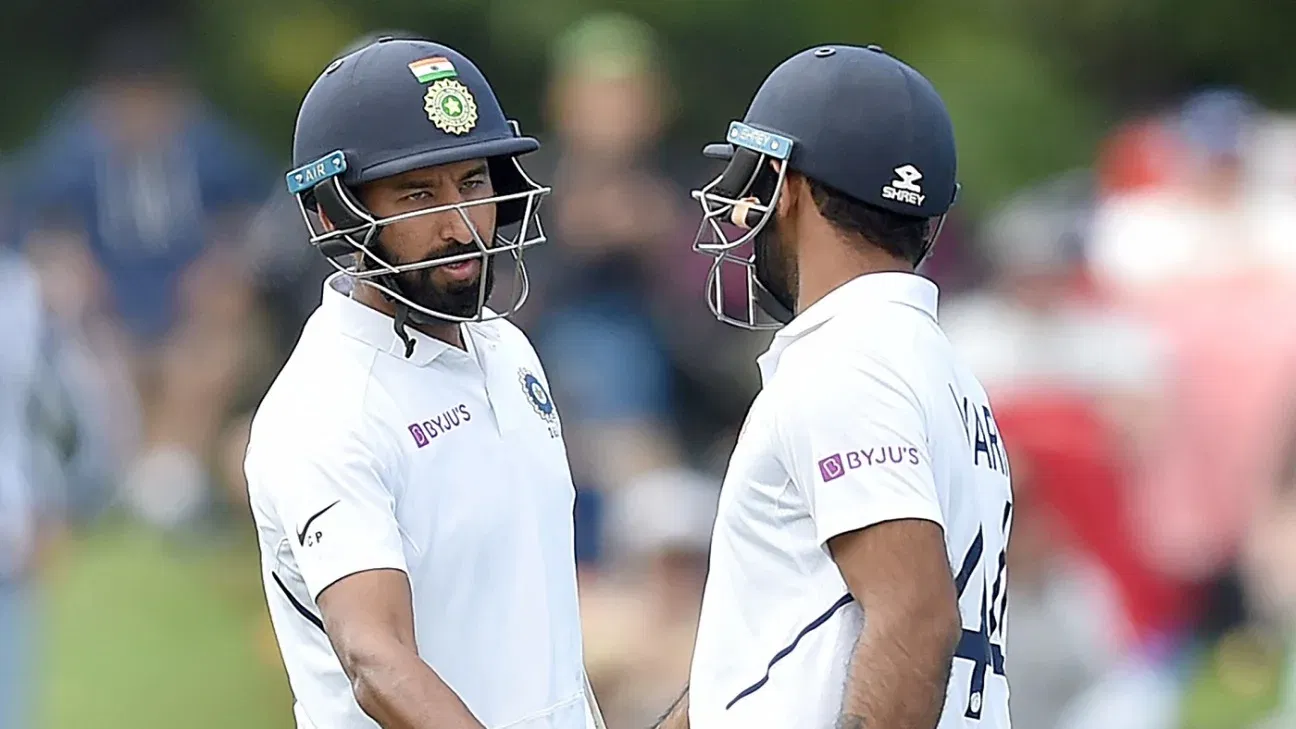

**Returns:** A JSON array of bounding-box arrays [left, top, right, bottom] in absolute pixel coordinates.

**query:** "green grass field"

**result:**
[[39, 523, 294, 729]]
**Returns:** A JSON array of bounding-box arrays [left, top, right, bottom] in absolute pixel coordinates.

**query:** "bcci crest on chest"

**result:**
[[519, 368, 560, 438]]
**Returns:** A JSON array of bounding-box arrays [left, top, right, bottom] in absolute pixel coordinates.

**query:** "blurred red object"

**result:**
[[994, 391, 1199, 644], [1096, 118, 1183, 198]]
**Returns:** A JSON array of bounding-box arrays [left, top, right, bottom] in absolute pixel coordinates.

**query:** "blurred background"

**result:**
[[4, 1, 1296, 728]]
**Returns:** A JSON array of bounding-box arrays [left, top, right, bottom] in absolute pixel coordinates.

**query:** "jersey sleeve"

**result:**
[[250, 427, 408, 601], [773, 353, 944, 546]]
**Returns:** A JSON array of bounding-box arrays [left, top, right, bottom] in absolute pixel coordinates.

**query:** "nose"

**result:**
[[435, 198, 480, 247]]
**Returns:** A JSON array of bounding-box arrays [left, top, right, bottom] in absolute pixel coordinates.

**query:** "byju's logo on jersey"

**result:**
[[407, 404, 472, 448], [818, 446, 921, 482], [519, 368, 560, 438], [881, 164, 926, 207], [818, 453, 846, 481]]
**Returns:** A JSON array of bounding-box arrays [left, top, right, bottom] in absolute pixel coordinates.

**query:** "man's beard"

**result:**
[[373, 239, 496, 319], [752, 217, 797, 320]]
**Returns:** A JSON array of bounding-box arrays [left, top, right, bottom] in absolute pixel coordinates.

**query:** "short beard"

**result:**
[[364, 238, 496, 319], [752, 216, 797, 316]]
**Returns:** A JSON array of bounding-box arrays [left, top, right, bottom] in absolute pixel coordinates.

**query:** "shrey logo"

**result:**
[[890, 164, 924, 192], [881, 164, 926, 207], [819, 453, 846, 482]]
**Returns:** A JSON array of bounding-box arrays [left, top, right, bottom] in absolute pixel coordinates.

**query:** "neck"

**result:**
[[795, 237, 912, 315], [354, 282, 465, 349]]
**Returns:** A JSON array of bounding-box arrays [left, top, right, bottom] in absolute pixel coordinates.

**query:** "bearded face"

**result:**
[[751, 189, 798, 317], [374, 238, 497, 319]]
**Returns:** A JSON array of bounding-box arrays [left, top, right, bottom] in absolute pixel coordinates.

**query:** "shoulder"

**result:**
[[246, 314, 399, 485], [471, 314, 547, 371], [767, 316, 939, 444], [475, 313, 535, 350], [777, 317, 932, 399], [771, 348, 923, 422]]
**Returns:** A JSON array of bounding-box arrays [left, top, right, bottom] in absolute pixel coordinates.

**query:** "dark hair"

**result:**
[[808, 178, 933, 265]]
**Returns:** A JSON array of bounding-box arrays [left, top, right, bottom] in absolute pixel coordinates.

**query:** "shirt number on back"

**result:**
[[953, 501, 1011, 720]]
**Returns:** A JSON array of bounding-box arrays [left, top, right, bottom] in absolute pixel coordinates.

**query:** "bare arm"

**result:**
[[652, 687, 689, 729], [828, 519, 961, 729], [318, 568, 484, 729]]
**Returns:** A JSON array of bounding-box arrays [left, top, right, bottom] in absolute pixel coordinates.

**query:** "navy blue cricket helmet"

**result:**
[[287, 36, 549, 325], [691, 44, 959, 329]]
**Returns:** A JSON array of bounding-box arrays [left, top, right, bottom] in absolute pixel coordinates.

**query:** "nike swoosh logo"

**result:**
[[297, 500, 340, 546]]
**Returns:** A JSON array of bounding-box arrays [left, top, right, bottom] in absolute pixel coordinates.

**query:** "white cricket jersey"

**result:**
[[689, 273, 1013, 729], [246, 274, 593, 729]]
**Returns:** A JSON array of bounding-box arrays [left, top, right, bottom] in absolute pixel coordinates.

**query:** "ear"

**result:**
[[772, 161, 802, 218]]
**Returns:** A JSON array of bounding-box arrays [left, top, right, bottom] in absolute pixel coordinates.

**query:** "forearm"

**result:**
[[652, 687, 689, 729], [837, 614, 956, 729], [349, 647, 484, 729]]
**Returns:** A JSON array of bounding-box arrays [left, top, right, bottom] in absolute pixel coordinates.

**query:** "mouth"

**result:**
[[438, 258, 481, 282]]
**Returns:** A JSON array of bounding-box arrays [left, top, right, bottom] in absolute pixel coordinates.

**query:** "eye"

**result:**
[[402, 190, 433, 203], [461, 177, 488, 194]]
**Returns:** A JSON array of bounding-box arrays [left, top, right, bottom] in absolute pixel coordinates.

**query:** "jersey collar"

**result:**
[[322, 272, 457, 366], [758, 272, 939, 378], [783, 271, 938, 338]]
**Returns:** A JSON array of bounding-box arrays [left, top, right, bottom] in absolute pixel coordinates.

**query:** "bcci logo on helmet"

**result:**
[[881, 164, 926, 207], [424, 79, 479, 135]]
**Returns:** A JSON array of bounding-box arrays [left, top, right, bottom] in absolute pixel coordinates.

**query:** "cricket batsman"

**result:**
[[655, 44, 1013, 728], [245, 37, 600, 729]]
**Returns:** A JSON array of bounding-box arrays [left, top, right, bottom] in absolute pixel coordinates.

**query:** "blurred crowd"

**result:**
[[5, 12, 1296, 729]]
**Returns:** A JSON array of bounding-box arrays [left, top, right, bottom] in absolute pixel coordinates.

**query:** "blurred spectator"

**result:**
[[943, 169, 1163, 401], [581, 468, 717, 728], [942, 171, 1207, 727], [242, 185, 330, 366], [997, 427, 1126, 729], [1150, 405, 1296, 728], [1086, 92, 1296, 583], [0, 204, 117, 728], [523, 13, 762, 512], [1095, 117, 1182, 200], [11, 21, 271, 529], [1088, 89, 1296, 287], [522, 12, 687, 498], [0, 245, 44, 729]]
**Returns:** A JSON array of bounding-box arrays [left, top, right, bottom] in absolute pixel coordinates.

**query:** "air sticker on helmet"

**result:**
[[286, 150, 347, 194], [408, 56, 457, 83], [424, 79, 478, 135]]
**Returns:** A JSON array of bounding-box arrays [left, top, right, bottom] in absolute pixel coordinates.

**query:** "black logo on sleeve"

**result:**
[[297, 500, 340, 546]]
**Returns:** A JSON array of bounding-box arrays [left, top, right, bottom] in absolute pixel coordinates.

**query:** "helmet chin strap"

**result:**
[[391, 301, 417, 358], [359, 234, 435, 360], [371, 273, 422, 358]]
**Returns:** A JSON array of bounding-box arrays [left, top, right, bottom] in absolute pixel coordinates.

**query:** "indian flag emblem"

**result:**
[[408, 56, 456, 83]]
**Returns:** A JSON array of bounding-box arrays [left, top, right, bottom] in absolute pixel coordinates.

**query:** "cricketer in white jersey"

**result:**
[[688, 273, 1012, 728], [247, 37, 596, 729], [663, 44, 1012, 729]]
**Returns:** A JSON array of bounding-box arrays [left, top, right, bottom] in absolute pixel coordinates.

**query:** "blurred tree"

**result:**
[[1019, 0, 1296, 111], [0, 0, 1290, 233]]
